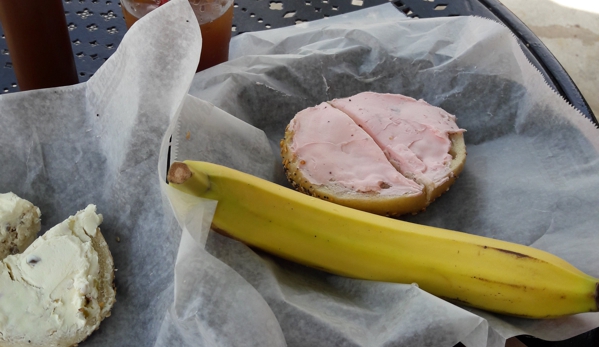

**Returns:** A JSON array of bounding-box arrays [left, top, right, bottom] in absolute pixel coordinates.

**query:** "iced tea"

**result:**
[[0, 0, 78, 90], [121, 0, 233, 72]]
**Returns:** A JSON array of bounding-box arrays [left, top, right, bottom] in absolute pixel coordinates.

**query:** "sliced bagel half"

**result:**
[[281, 102, 428, 217], [0, 204, 116, 347], [281, 92, 466, 216]]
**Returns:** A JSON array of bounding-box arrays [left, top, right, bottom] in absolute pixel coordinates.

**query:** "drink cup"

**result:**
[[121, 0, 234, 72], [0, 0, 79, 91]]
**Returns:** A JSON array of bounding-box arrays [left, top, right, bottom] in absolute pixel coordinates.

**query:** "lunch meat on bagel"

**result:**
[[280, 92, 466, 216]]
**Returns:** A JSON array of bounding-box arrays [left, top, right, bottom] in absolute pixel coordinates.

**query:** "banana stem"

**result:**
[[167, 162, 210, 196]]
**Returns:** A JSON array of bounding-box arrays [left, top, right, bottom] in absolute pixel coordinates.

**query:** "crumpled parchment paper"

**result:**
[[162, 3, 599, 347], [0, 0, 200, 345], [1, 1, 599, 346]]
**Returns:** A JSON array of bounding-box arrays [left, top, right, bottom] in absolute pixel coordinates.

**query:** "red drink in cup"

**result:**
[[121, 0, 233, 72]]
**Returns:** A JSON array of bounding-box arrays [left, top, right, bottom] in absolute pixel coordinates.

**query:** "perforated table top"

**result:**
[[0, 0, 595, 125]]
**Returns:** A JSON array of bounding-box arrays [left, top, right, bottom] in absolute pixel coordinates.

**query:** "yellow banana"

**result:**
[[167, 160, 599, 318]]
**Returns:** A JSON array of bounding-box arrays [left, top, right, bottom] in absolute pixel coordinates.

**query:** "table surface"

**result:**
[[0, 1, 597, 346], [0, 0, 596, 126]]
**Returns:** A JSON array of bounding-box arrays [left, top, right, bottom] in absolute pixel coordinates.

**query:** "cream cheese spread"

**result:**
[[288, 102, 423, 196], [0, 192, 41, 259], [329, 92, 464, 189], [0, 205, 102, 345]]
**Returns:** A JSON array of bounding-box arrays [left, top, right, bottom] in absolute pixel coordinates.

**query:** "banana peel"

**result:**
[[167, 160, 599, 318]]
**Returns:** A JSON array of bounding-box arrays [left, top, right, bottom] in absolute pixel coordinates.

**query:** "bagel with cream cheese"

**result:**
[[0, 192, 41, 259], [280, 92, 466, 216], [0, 204, 116, 347]]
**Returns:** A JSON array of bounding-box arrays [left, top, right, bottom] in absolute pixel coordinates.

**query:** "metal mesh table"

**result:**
[[0, 0, 595, 126], [0, 1, 597, 346]]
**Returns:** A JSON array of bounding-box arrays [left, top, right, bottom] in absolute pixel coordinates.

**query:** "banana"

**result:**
[[167, 160, 599, 318]]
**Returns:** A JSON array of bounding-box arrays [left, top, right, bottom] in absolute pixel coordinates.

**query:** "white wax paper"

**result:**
[[1, 1, 598, 346], [0, 0, 201, 345], [163, 3, 599, 347]]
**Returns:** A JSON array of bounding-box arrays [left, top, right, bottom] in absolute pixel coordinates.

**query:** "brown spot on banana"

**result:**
[[471, 276, 528, 290], [480, 245, 537, 260]]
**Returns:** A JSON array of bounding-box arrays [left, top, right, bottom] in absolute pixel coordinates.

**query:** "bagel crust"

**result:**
[[0, 192, 41, 259], [281, 92, 466, 216], [0, 205, 115, 347]]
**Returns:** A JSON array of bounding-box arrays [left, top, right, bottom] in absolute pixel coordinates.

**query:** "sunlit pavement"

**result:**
[[500, 0, 599, 117]]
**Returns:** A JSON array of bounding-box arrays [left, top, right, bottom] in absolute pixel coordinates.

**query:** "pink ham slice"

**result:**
[[288, 102, 423, 196], [329, 92, 464, 195]]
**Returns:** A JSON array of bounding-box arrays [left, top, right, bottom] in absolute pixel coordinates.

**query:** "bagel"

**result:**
[[0, 192, 41, 259], [281, 92, 466, 216], [0, 204, 116, 347]]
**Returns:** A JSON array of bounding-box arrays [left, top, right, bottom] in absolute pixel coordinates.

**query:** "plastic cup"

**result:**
[[0, 0, 79, 91], [121, 0, 234, 72]]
